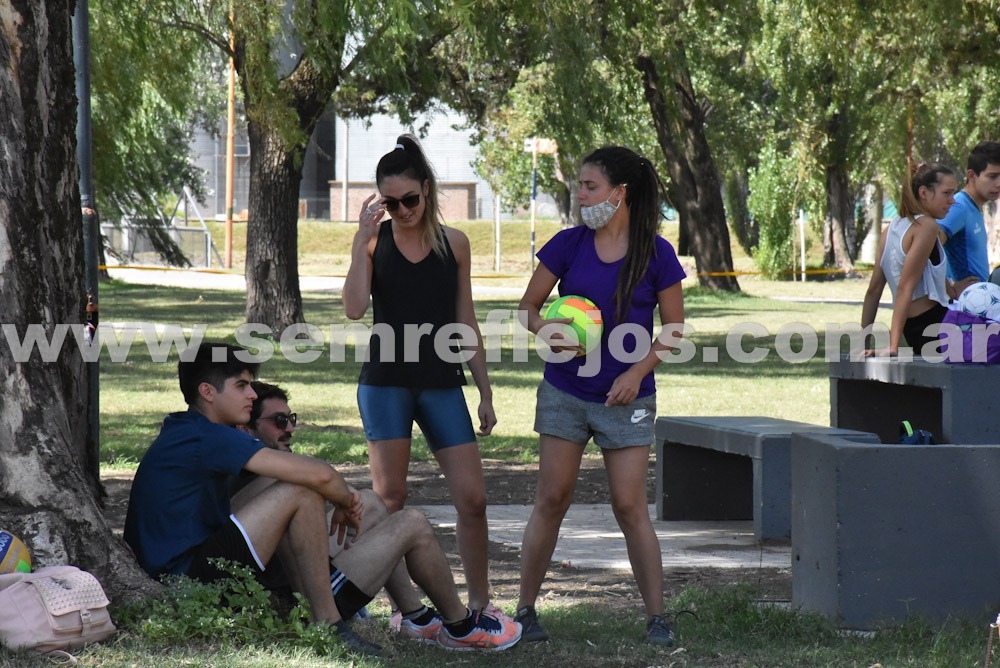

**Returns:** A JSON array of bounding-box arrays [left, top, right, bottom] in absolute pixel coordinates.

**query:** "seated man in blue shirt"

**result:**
[[124, 343, 520, 654], [938, 140, 1000, 295]]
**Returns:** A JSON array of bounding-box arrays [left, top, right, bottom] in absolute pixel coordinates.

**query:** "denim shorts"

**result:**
[[533, 380, 656, 449], [357, 384, 477, 451]]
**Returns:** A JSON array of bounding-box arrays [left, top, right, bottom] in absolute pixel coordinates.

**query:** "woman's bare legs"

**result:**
[[603, 445, 663, 618], [517, 435, 586, 609]]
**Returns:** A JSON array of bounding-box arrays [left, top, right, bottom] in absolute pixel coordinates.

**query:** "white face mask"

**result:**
[[580, 188, 624, 230]]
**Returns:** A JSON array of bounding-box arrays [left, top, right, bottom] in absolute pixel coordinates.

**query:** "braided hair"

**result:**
[[581, 147, 666, 321]]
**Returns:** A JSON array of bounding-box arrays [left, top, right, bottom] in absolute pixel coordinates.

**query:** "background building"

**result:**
[[189, 108, 500, 223]]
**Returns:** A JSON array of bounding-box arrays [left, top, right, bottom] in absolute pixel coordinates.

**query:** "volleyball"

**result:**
[[0, 530, 32, 574], [544, 295, 603, 353], [958, 282, 1000, 323]]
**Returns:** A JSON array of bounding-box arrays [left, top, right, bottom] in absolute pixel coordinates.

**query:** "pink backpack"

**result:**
[[0, 565, 117, 654]]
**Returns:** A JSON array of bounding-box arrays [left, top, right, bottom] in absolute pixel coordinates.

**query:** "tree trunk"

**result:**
[[244, 117, 306, 334], [724, 168, 757, 256], [859, 181, 883, 264], [823, 111, 855, 272], [825, 161, 855, 272], [676, 213, 691, 257], [0, 0, 157, 603], [554, 156, 575, 227], [635, 53, 739, 291]]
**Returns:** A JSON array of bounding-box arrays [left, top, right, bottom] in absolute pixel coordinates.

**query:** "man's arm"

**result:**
[[243, 448, 354, 509]]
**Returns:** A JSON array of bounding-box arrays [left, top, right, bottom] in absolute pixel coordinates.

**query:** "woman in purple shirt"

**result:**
[[514, 146, 686, 646]]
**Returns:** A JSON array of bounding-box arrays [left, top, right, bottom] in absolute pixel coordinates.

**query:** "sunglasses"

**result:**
[[383, 194, 421, 212], [259, 413, 297, 429]]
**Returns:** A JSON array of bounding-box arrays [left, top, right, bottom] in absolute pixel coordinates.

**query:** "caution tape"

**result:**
[[696, 267, 868, 278]]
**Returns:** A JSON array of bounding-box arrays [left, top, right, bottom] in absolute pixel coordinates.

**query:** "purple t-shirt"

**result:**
[[537, 225, 686, 402]]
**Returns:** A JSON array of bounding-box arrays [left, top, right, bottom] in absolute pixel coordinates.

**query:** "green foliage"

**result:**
[[748, 142, 797, 279], [91, 0, 216, 245], [471, 65, 570, 215], [116, 560, 346, 656]]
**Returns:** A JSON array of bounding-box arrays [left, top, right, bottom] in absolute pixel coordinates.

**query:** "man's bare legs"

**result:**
[[234, 481, 342, 624], [332, 506, 467, 622], [329, 489, 426, 615]]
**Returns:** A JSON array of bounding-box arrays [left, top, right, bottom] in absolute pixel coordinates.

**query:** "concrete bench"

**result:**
[[791, 431, 1000, 629], [830, 356, 1000, 444], [654, 416, 879, 542]]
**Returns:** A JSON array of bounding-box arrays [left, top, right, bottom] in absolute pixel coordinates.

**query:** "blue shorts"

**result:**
[[357, 385, 477, 452]]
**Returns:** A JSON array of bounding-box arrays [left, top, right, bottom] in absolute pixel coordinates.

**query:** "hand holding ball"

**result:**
[[544, 295, 603, 354], [0, 530, 32, 574]]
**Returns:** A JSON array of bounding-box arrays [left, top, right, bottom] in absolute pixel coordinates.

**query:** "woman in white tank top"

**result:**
[[861, 162, 958, 357]]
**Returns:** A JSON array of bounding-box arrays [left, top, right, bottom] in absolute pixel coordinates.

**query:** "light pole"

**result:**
[[73, 0, 100, 473]]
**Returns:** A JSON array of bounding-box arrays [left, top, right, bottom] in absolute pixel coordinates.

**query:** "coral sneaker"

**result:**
[[399, 608, 444, 645], [437, 609, 522, 651], [482, 602, 514, 623]]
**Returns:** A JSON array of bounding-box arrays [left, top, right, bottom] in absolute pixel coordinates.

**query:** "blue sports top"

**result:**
[[939, 190, 988, 282]]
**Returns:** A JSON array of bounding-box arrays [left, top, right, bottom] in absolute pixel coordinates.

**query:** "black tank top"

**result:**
[[358, 221, 467, 388]]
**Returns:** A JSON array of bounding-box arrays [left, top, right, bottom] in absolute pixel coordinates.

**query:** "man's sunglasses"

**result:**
[[259, 413, 297, 429], [383, 194, 421, 212]]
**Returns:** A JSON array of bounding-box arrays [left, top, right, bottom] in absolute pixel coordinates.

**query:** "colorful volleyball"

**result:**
[[0, 530, 32, 574], [544, 295, 603, 353]]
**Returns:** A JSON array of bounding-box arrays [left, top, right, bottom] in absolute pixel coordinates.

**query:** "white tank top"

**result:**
[[880, 215, 949, 308]]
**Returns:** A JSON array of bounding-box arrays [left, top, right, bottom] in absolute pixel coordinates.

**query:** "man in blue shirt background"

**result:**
[[938, 140, 1000, 295]]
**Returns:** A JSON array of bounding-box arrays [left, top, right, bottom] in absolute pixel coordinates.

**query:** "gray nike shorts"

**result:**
[[533, 380, 657, 449]]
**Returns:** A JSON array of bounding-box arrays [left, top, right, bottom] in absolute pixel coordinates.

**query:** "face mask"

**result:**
[[580, 189, 624, 230]]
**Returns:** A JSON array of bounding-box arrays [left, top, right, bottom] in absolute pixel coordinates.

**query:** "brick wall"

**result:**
[[329, 181, 477, 222]]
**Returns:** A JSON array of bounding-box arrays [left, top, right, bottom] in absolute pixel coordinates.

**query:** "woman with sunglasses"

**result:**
[[343, 134, 505, 632]]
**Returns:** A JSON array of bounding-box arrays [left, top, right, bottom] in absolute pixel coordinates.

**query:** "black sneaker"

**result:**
[[514, 605, 549, 642], [333, 620, 383, 656], [645, 615, 675, 647]]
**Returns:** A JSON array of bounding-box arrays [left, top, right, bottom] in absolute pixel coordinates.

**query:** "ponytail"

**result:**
[[376, 134, 447, 258], [898, 162, 955, 220], [582, 146, 666, 322]]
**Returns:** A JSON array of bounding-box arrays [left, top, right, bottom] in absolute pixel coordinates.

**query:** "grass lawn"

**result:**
[[96, 280, 882, 469]]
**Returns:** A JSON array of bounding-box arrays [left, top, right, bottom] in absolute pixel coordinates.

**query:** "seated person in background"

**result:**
[[232, 380, 522, 652], [938, 140, 1000, 295], [861, 163, 958, 357]]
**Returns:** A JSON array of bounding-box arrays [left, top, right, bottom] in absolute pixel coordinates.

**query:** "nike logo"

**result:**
[[630, 409, 650, 424]]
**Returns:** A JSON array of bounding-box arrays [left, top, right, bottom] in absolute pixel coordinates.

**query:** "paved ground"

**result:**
[[417, 504, 790, 571]]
